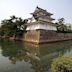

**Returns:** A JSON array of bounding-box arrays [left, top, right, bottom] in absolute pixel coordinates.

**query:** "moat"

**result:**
[[0, 39, 72, 72]]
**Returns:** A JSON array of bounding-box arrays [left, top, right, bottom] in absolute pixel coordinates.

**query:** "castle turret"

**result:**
[[26, 6, 57, 31], [24, 7, 57, 44]]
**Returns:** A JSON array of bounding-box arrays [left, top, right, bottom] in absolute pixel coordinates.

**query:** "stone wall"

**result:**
[[24, 30, 40, 44], [39, 30, 72, 43], [24, 30, 72, 44]]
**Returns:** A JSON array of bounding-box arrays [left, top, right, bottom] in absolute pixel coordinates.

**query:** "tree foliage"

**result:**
[[51, 56, 72, 72], [56, 18, 68, 32], [0, 15, 28, 37], [56, 18, 72, 33]]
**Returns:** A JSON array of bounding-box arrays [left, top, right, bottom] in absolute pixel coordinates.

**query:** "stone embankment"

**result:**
[[24, 30, 72, 44]]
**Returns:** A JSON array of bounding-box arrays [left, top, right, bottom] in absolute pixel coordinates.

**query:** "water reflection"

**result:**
[[0, 39, 72, 72]]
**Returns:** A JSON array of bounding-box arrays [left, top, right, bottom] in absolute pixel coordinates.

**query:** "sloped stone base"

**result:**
[[24, 30, 72, 44], [24, 30, 40, 44]]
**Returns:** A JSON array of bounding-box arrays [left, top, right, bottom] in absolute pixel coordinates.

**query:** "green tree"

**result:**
[[51, 56, 72, 72], [0, 15, 28, 37], [56, 18, 68, 32], [66, 24, 72, 32]]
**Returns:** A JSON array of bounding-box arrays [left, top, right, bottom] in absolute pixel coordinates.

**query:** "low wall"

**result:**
[[39, 30, 72, 43], [24, 30, 72, 44]]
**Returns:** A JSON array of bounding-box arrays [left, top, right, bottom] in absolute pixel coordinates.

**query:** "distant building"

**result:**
[[24, 6, 57, 44], [26, 6, 57, 31]]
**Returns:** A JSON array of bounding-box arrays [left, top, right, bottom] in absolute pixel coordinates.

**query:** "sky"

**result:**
[[0, 0, 72, 24]]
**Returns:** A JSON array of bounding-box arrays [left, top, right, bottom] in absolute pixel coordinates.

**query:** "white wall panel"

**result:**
[[26, 23, 57, 31]]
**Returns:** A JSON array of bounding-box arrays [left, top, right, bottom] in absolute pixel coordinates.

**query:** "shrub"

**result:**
[[51, 56, 72, 72]]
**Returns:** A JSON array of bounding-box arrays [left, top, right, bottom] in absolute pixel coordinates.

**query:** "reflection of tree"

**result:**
[[0, 39, 30, 64], [24, 41, 72, 72], [30, 59, 46, 72], [0, 39, 72, 72]]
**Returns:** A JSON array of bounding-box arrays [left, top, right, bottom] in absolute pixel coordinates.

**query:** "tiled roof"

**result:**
[[31, 6, 53, 15]]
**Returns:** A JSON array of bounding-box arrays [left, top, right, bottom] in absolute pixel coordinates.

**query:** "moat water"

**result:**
[[0, 39, 72, 72]]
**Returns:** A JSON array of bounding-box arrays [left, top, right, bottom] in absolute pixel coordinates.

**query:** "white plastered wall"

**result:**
[[26, 23, 57, 31]]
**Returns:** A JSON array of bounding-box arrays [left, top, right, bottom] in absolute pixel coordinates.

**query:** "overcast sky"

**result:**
[[0, 0, 72, 24]]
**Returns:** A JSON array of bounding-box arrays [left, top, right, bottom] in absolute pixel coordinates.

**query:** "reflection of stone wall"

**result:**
[[24, 30, 72, 44]]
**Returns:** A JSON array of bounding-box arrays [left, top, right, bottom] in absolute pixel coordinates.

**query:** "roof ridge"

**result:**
[[36, 6, 46, 11]]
